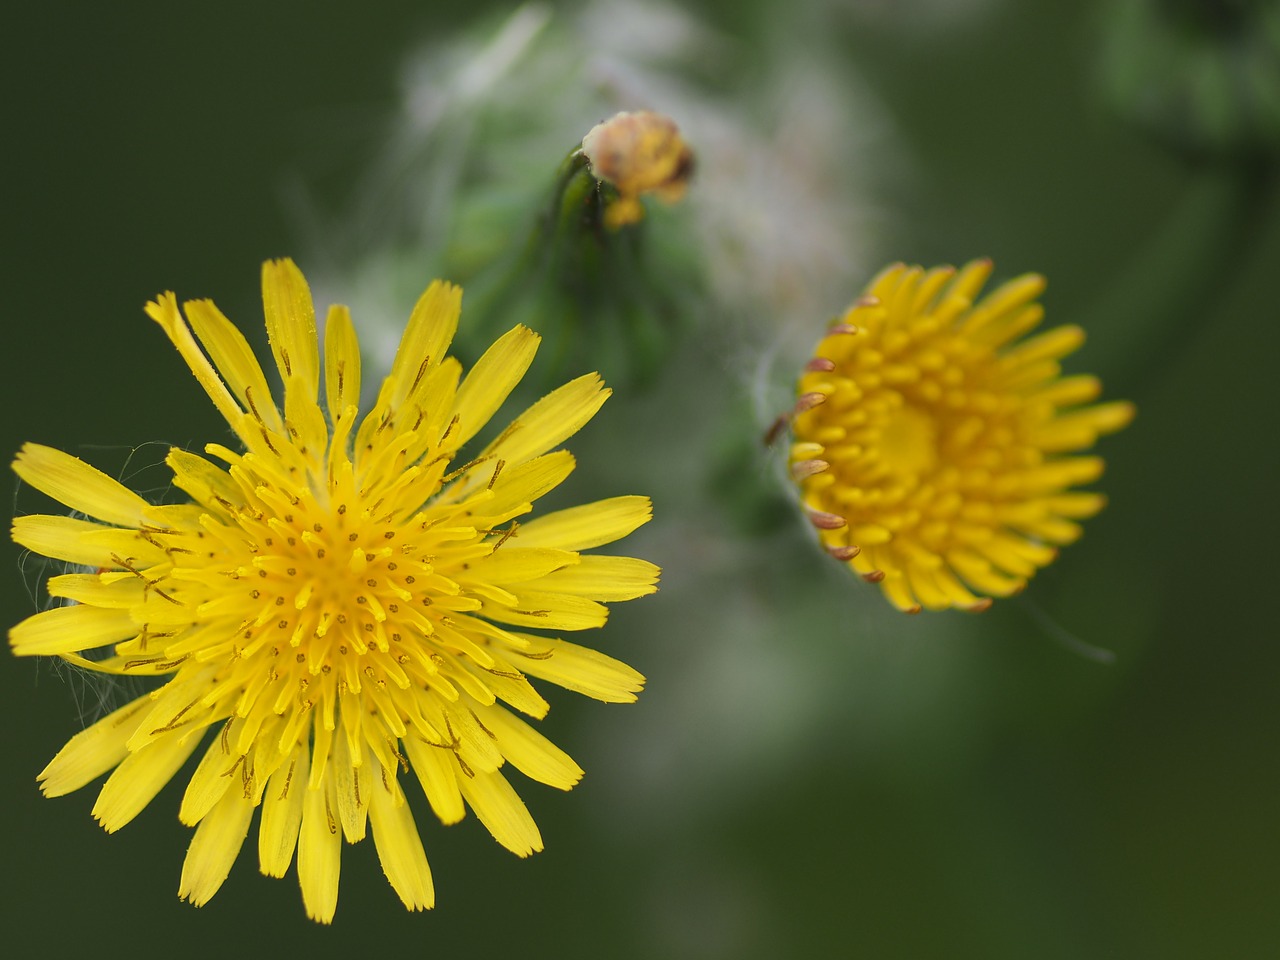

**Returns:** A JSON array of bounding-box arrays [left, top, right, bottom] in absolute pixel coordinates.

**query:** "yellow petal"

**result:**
[[184, 298, 283, 433], [999, 324, 1085, 369], [165, 448, 242, 515], [93, 730, 202, 832], [450, 325, 540, 448], [905, 565, 954, 611], [12, 515, 117, 567], [323, 304, 361, 425], [466, 451, 576, 524], [457, 766, 543, 857], [947, 549, 1026, 597], [368, 765, 435, 912], [911, 265, 957, 314], [1028, 374, 1101, 408], [13, 443, 150, 527], [147, 292, 244, 430], [261, 259, 319, 401], [477, 705, 583, 791], [259, 745, 309, 878], [469, 547, 579, 585], [483, 590, 608, 631], [516, 495, 653, 550], [37, 694, 150, 797], [929, 565, 986, 610], [466, 647, 551, 719], [482, 372, 610, 467], [1017, 456, 1105, 495], [948, 258, 995, 299], [121, 667, 216, 751], [523, 555, 660, 601], [1041, 492, 1108, 519], [399, 358, 462, 464], [179, 725, 237, 827], [298, 776, 342, 924], [962, 273, 1046, 338], [284, 371, 331, 461], [46, 573, 145, 608], [865, 261, 912, 303], [881, 571, 923, 613], [10, 604, 137, 657], [178, 789, 255, 907], [403, 734, 465, 825], [511, 636, 645, 702], [332, 725, 368, 843], [447, 705, 503, 774], [386, 280, 462, 410]]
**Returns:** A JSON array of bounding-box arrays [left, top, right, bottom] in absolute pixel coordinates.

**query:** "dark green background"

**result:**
[[3, 2, 1277, 957]]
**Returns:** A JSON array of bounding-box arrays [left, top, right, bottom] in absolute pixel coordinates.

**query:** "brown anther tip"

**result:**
[[793, 391, 828, 414], [862, 570, 885, 583], [807, 509, 847, 531], [825, 544, 861, 561], [963, 598, 994, 613], [804, 357, 836, 373], [790, 458, 830, 481], [904, 605, 922, 615], [828, 323, 859, 336], [854, 295, 879, 308]]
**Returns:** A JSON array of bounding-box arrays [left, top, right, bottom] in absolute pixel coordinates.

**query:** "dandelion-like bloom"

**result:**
[[581, 110, 694, 229], [10, 259, 657, 921], [788, 260, 1133, 613]]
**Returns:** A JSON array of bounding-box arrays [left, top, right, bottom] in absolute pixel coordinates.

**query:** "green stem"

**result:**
[[462, 148, 595, 337]]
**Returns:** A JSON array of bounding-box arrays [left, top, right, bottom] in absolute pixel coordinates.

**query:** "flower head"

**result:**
[[788, 260, 1133, 613], [10, 259, 657, 921], [581, 110, 694, 229]]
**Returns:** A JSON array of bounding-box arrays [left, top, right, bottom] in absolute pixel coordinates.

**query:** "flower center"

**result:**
[[201, 479, 461, 721], [261, 501, 422, 661], [877, 405, 937, 479]]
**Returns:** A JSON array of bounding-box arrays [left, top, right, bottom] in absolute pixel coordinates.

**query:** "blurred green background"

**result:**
[[3, 1, 1277, 958]]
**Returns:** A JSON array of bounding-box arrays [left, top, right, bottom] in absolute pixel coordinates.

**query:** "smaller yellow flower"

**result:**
[[788, 260, 1134, 613], [581, 110, 694, 229]]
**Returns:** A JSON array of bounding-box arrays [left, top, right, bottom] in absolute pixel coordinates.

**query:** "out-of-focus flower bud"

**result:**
[[581, 110, 695, 228]]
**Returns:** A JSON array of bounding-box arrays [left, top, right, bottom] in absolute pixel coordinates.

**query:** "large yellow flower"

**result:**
[[10, 260, 657, 922], [789, 260, 1133, 613]]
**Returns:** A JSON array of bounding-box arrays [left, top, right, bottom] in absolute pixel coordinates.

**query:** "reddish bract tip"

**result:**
[[806, 509, 847, 530], [793, 391, 828, 414], [825, 544, 860, 561], [790, 458, 829, 480], [763, 414, 790, 447]]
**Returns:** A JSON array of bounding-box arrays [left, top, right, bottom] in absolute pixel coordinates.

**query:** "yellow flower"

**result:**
[[581, 110, 694, 229], [788, 260, 1133, 613], [10, 259, 657, 922]]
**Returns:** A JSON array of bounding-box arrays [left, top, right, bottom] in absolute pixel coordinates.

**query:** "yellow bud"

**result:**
[[581, 110, 694, 228]]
